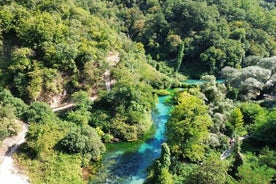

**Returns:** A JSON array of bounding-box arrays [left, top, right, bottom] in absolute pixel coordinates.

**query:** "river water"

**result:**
[[89, 96, 170, 184], [183, 79, 225, 85]]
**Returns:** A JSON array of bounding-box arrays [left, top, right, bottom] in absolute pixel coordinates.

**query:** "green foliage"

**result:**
[[0, 89, 27, 143], [0, 104, 19, 142], [146, 143, 173, 184], [239, 102, 267, 133], [157, 168, 173, 184], [58, 126, 105, 162], [16, 0, 276, 72], [159, 143, 171, 169], [1, 0, 151, 102], [200, 75, 226, 104], [27, 62, 43, 101], [259, 147, 276, 169], [229, 108, 246, 136], [25, 153, 84, 184], [114, 0, 276, 76], [26, 122, 56, 159], [23, 101, 56, 124], [66, 109, 91, 126], [89, 109, 111, 131], [21, 120, 84, 183], [82, 60, 101, 89], [0, 89, 27, 118], [198, 75, 235, 135], [9, 47, 32, 72], [154, 89, 170, 96], [110, 115, 138, 141], [92, 49, 159, 141], [161, 82, 276, 184], [251, 109, 276, 147], [0, 0, 274, 183], [166, 92, 213, 162], [226, 86, 239, 100], [200, 39, 245, 74], [237, 153, 275, 184], [186, 155, 229, 184], [170, 162, 196, 184], [72, 90, 92, 109]]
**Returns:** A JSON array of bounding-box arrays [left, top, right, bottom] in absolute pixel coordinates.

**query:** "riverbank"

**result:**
[[89, 96, 171, 184]]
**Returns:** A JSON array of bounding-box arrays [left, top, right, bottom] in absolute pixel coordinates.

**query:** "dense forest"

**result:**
[[0, 0, 275, 183]]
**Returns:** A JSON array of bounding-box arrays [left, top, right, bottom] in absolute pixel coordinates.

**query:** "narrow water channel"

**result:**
[[89, 96, 170, 184], [183, 79, 225, 85]]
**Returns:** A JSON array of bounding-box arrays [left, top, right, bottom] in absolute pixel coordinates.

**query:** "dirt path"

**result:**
[[0, 123, 29, 184], [52, 103, 75, 112], [52, 95, 98, 112], [220, 146, 234, 160], [103, 70, 111, 91], [104, 51, 119, 92], [220, 136, 249, 160], [0, 51, 119, 183], [53, 52, 120, 112]]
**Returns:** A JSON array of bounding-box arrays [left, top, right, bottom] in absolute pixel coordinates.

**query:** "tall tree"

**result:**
[[146, 143, 173, 184], [166, 92, 213, 162]]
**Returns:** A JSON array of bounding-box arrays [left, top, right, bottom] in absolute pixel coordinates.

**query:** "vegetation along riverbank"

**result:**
[[0, 0, 275, 183]]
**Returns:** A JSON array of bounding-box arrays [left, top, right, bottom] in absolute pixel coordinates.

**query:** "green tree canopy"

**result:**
[[186, 155, 229, 184], [58, 126, 106, 161], [167, 92, 213, 162], [23, 101, 56, 124]]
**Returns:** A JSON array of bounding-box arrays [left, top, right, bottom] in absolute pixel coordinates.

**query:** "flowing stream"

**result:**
[[0, 124, 29, 184], [183, 79, 225, 85], [90, 79, 225, 183], [90, 96, 170, 184]]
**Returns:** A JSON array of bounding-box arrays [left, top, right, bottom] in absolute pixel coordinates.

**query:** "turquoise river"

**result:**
[[89, 96, 171, 184]]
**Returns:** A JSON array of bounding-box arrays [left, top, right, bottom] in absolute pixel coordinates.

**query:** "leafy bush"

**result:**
[[0, 89, 28, 118], [23, 101, 56, 124], [154, 89, 170, 96], [58, 126, 106, 161], [186, 155, 229, 184], [166, 92, 213, 162], [0, 104, 19, 142]]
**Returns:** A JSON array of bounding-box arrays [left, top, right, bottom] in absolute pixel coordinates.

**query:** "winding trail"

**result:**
[[0, 123, 29, 184], [103, 70, 111, 91], [0, 51, 120, 183], [52, 103, 75, 112], [52, 96, 98, 112], [104, 51, 119, 92], [0, 51, 118, 183], [220, 136, 249, 160], [220, 146, 234, 160], [53, 52, 119, 112]]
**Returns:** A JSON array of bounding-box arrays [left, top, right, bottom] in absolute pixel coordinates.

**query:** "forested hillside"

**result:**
[[113, 0, 276, 77], [0, 0, 275, 183], [0, 0, 175, 183], [146, 76, 275, 184]]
